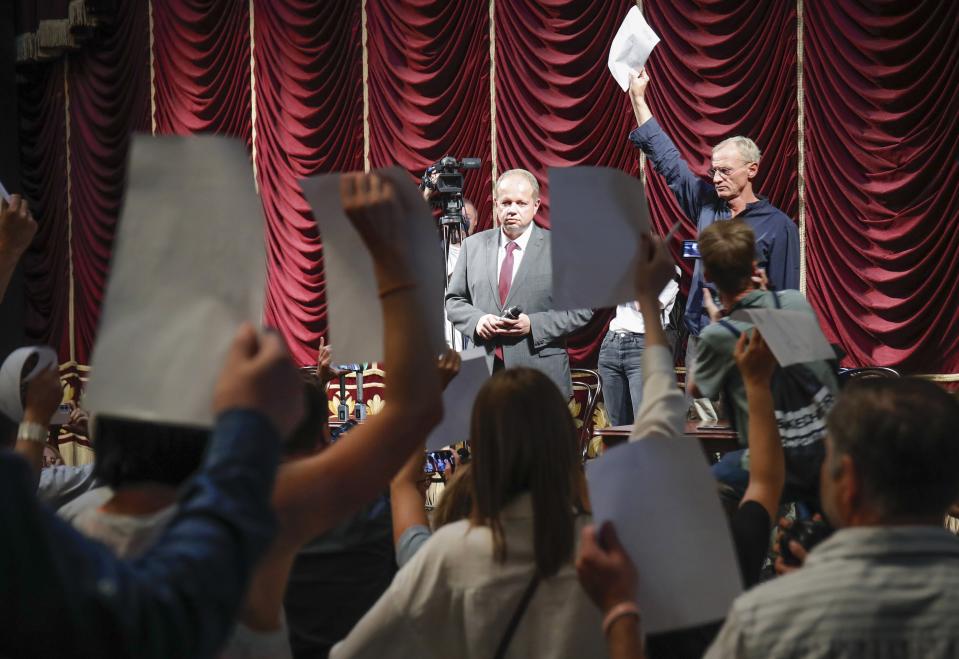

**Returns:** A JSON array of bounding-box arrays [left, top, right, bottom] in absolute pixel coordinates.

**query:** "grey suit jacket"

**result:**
[[445, 224, 593, 399]]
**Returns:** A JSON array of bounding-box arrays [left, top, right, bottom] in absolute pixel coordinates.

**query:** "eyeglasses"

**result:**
[[707, 163, 753, 180]]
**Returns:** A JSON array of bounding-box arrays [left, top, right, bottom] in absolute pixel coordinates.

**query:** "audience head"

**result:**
[[463, 199, 478, 236], [699, 219, 756, 297], [494, 169, 540, 239], [821, 378, 959, 527], [432, 463, 474, 529], [92, 417, 209, 490], [283, 371, 331, 458], [710, 136, 760, 201], [469, 367, 581, 577]]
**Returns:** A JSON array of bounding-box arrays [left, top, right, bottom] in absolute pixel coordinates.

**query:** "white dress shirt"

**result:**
[[609, 268, 681, 334], [496, 222, 535, 291]]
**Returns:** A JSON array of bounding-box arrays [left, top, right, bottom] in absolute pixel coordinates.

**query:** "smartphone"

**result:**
[[50, 403, 71, 425], [682, 240, 701, 259]]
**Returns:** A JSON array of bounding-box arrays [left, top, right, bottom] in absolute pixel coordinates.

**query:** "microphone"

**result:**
[[502, 305, 523, 320]]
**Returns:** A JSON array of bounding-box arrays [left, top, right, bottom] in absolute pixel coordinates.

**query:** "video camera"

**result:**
[[420, 155, 481, 229]]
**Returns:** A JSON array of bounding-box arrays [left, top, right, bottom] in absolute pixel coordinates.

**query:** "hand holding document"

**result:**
[[608, 6, 661, 92], [549, 166, 651, 311], [730, 308, 835, 366], [425, 347, 490, 450], [84, 135, 266, 427], [300, 167, 444, 365], [586, 437, 742, 634]]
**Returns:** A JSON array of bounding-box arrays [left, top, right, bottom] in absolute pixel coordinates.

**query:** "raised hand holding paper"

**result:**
[[730, 309, 835, 367], [586, 437, 742, 634], [425, 347, 489, 451], [549, 166, 651, 311], [608, 6, 661, 92], [83, 135, 266, 427], [300, 167, 444, 365]]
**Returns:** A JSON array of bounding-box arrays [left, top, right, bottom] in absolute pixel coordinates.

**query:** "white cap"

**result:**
[[0, 346, 58, 422]]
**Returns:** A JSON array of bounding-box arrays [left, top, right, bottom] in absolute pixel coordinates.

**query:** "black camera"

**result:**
[[421, 155, 481, 228], [780, 518, 833, 566]]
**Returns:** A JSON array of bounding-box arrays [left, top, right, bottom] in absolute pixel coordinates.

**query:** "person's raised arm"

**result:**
[[631, 235, 686, 441], [734, 329, 783, 521], [0, 195, 38, 301], [627, 71, 712, 220], [389, 350, 460, 555], [15, 367, 63, 487], [576, 522, 646, 659], [628, 68, 653, 128], [272, 173, 443, 543]]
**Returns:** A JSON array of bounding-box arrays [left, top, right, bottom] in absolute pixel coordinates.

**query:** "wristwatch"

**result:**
[[17, 421, 47, 444]]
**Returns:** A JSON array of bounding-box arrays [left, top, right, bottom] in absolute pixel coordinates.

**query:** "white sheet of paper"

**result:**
[[0, 179, 10, 202], [693, 398, 719, 423], [549, 166, 650, 311], [425, 347, 489, 450], [300, 167, 445, 364], [83, 135, 265, 427], [730, 308, 835, 366], [586, 437, 742, 634], [608, 6, 661, 91]]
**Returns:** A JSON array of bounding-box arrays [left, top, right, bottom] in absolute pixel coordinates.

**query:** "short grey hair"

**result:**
[[495, 168, 540, 200], [713, 136, 762, 166]]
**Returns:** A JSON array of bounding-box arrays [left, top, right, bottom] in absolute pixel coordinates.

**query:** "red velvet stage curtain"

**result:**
[[153, 0, 251, 141], [253, 0, 364, 365], [494, 0, 640, 226], [494, 0, 640, 365], [366, 0, 493, 232], [804, 0, 959, 373], [640, 0, 798, 283], [17, 61, 71, 357], [66, 0, 151, 365]]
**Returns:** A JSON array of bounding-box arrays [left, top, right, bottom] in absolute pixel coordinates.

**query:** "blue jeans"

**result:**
[[598, 331, 646, 427]]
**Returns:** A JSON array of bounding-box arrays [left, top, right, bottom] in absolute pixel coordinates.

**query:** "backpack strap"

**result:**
[[718, 319, 741, 338]]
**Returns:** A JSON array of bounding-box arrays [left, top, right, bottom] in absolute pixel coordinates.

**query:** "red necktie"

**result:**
[[495, 241, 519, 360]]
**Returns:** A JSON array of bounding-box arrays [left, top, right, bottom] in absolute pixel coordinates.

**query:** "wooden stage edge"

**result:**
[[594, 421, 740, 464]]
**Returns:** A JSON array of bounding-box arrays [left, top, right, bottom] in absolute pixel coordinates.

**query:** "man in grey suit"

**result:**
[[445, 169, 593, 399]]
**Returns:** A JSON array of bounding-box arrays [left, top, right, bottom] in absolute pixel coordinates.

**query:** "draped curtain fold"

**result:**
[[13, 0, 959, 379], [153, 0, 251, 140], [65, 0, 150, 365], [367, 0, 493, 233], [253, 0, 363, 365], [494, 0, 641, 225], [17, 61, 71, 358], [804, 0, 959, 373]]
